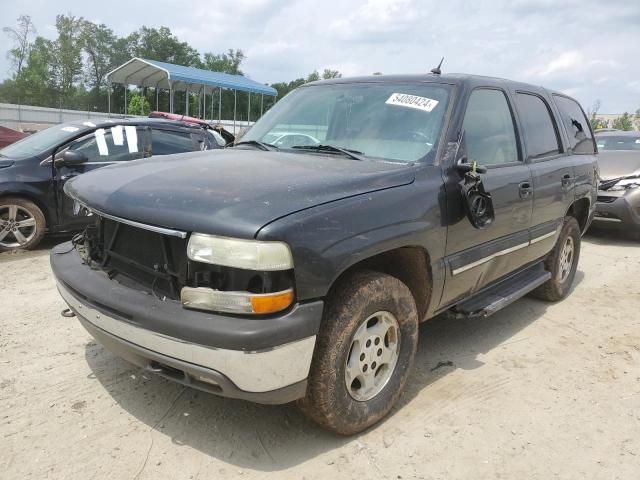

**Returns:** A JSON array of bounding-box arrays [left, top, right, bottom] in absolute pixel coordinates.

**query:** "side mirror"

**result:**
[[55, 150, 88, 167], [457, 156, 494, 229]]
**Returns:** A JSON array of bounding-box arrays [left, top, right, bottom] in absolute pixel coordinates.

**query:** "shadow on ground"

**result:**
[[584, 227, 640, 247], [83, 271, 584, 471], [0, 234, 73, 262]]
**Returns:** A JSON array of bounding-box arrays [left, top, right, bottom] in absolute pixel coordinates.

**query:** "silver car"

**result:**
[[593, 130, 640, 237]]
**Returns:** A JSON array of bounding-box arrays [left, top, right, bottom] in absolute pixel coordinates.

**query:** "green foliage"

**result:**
[[0, 13, 343, 120], [202, 49, 245, 74], [2, 14, 36, 76], [128, 92, 150, 116], [612, 113, 634, 131]]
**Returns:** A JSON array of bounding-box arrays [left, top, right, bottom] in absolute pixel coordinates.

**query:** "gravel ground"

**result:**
[[1, 230, 639, 480]]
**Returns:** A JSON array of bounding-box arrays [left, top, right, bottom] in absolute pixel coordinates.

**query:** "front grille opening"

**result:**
[[84, 216, 295, 302], [597, 195, 616, 204]]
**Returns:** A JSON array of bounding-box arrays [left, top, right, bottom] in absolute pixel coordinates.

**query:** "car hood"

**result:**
[[65, 148, 415, 238], [597, 151, 640, 181]]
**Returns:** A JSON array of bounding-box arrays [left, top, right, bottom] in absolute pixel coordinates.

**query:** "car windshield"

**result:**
[[242, 82, 452, 163], [596, 135, 640, 151], [0, 123, 88, 159]]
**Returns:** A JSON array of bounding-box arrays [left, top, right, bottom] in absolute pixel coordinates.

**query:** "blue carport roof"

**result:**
[[106, 57, 277, 96]]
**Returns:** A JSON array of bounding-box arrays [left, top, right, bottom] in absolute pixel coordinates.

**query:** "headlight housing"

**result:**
[[187, 233, 293, 271], [184, 233, 295, 315], [609, 178, 640, 191]]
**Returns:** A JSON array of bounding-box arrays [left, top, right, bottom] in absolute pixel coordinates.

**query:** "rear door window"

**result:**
[[553, 95, 596, 154], [515, 93, 561, 160], [152, 129, 196, 155]]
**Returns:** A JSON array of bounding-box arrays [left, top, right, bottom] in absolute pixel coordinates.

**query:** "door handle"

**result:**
[[519, 181, 532, 198]]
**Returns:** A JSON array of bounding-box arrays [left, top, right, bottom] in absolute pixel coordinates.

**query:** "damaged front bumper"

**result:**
[[50, 242, 323, 404]]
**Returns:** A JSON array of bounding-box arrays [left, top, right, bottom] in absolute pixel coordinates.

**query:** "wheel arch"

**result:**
[[326, 245, 432, 322], [565, 197, 590, 234]]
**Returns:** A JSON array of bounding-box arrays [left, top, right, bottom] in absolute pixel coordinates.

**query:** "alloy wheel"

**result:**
[[0, 205, 37, 248], [344, 310, 401, 402], [558, 236, 574, 283]]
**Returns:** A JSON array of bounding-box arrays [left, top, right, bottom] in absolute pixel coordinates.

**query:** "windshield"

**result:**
[[596, 135, 640, 151], [0, 124, 88, 159], [242, 82, 452, 162]]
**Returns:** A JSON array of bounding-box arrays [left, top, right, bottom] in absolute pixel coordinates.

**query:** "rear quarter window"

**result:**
[[553, 95, 596, 154], [515, 93, 561, 159]]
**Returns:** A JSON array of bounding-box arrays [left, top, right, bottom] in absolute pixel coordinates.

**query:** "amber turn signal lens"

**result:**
[[250, 289, 294, 314]]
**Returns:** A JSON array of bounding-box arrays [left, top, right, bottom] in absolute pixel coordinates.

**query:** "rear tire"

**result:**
[[531, 217, 581, 301], [0, 197, 46, 252], [298, 270, 418, 435]]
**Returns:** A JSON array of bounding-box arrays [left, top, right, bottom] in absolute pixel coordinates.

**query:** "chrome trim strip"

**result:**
[[452, 226, 562, 276], [78, 202, 188, 238], [592, 216, 622, 223], [58, 283, 315, 392], [530, 230, 557, 244], [452, 241, 529, 276]]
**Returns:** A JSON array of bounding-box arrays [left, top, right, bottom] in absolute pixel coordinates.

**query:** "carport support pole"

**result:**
[[107, 82, 111, 117], [260, 94, 264, 117], [247, 93, 251, 126], [124, 86, 127, 115], [185, 87, 189, 116], [156, 88, 159, 111], [233, 90, 237, 133], [203, 86, 206, 120], [218, 87, 222, 123]]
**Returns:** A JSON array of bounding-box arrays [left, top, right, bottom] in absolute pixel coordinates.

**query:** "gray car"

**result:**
[[593, 130, 640, 237]]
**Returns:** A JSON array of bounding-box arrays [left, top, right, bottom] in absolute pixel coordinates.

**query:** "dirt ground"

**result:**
[[1, 229, 639, 480]]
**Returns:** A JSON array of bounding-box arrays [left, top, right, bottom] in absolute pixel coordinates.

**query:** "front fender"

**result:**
[[257, 166, 447, 302]]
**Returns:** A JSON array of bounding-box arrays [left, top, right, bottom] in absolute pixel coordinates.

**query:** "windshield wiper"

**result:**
[[231, 140, 279, 151], [291, 144, 365, 161]]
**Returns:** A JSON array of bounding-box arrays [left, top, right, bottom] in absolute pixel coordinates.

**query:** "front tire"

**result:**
[[531, 217, 581, 301], [298, 270, 418, 435], [0, 197, 46, 251]]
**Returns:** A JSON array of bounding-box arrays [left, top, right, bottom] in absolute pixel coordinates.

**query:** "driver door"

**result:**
[[53, 125, 149, 230], [440, 87, 533, 306]]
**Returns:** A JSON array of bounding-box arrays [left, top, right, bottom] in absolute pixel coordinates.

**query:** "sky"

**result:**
[[0, 0, 638, 113]]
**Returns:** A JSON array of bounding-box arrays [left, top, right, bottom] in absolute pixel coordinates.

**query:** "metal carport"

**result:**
[[106, 58, 278, 127]]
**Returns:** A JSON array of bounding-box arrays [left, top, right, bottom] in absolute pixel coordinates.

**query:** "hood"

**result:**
[[0, 159, 15, 169], [65, 148, 415, 238], [597, 151, 640, 181]]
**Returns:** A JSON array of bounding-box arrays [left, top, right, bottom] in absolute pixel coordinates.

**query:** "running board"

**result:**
[[451, 262, 551, 319]]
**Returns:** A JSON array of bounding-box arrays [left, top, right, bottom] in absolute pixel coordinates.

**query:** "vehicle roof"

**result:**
[[595, 130, 640, 137], [305, 72, 568, 99], [63, 117, 203, 131]]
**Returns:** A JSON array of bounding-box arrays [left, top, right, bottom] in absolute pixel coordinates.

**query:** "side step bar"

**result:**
[[451, 262, 551, 319]]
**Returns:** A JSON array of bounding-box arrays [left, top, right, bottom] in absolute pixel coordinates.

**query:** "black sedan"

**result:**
[[0, 117, 227, 251]]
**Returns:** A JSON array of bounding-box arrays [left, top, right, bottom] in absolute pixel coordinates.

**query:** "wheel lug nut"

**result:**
[[366, 339, 371, 347]]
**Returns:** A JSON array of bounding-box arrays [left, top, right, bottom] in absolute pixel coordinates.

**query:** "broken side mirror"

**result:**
[[55, 150, 88, 168], [457, 155, 495, 229]]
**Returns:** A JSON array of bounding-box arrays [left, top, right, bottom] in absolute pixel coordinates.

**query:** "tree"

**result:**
[[3, 14, 36, 76], [80, 21, 116, 94], [587, 99, 607, 130], [13, 37, 57, 107], [51, 14, 84, 106], [202, 49, 245, 74], [306, 70, 321, 82], [321, 68, 341, 79], [612, 112, 634, 131], [130, 26, 200, 66], [128, 92, 150, 116]]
